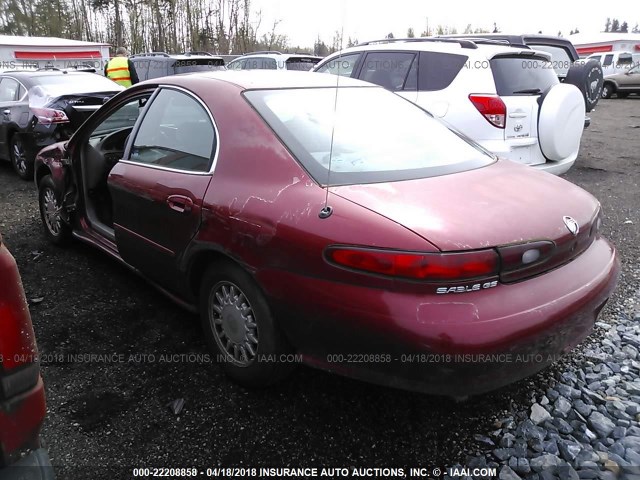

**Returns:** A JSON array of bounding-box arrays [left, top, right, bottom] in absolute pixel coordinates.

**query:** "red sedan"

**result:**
[[34, 71, 619, 396], [0, 231, 54, 478]]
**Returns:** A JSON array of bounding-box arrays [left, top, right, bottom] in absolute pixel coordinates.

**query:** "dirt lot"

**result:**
[[0, 98, 638, 479]]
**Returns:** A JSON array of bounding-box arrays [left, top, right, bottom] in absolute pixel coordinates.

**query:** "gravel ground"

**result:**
[[0, 97, 638, 480]]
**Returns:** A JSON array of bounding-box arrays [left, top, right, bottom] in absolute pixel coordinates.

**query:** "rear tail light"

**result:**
[[469, 94, 506, 128], [325, 247, 499, 282], [497, 241, 556, 283], [30, 107, 69, 125]]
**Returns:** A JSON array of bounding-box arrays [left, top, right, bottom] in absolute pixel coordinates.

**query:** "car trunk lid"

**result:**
[[49, 91, 119, 127], [330, 160, 599, 252]]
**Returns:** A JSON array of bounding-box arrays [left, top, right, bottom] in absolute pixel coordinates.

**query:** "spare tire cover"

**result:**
[[538, 83, 585, 161], [564, 60, 603, 113]]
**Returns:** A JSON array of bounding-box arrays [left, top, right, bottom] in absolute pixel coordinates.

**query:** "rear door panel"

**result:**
[[108, 87, 217, 294]]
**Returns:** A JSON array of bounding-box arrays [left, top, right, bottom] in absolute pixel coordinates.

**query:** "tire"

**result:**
[[199, 262, 293, 387], [10, 134, 33, 181], [601, 83, 614, 99], [564, 60, 603, 112], [537, 84, 585, 162], [38, 175, 72, 245]]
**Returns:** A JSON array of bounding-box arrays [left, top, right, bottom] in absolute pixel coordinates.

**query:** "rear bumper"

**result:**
[[477, 138, 577, 176], [262, 236, 619, 396], [531, 155, 577, 176], [0, 449, 55, 480]]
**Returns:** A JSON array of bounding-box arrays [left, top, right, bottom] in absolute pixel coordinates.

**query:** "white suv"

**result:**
[[313, 38, 587, 175], [227, 51, 322, 71]]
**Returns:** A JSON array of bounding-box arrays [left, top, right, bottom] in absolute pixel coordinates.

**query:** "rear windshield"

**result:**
[[285, 58, 320, 71], [31, 74, 122, 95], [244, 87, 494, 186], [490, 56, 558, 96]]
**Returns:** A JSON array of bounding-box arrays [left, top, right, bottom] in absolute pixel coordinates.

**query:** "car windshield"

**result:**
[[245, 86, 494, 186], [30, 74, 122, 96]]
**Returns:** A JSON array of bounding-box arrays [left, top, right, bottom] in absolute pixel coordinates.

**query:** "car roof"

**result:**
[[0, 70, 100, 79], [146, 70, 375, 90], [320, 39, 535, 59], [131, 52, 224, 61], [230, 53, 322, 61]]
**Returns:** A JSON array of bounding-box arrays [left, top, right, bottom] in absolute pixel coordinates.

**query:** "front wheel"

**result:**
[[199, 262, 293, 387], [601, 83, 614, 99], [10, 135, 33, 181], [38, 175, 71, 245]]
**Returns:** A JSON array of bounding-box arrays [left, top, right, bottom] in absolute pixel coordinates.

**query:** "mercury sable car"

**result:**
[[33, 71, 619, 396]]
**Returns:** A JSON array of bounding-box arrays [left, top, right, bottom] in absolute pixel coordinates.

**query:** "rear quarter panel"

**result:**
[[186, 79, 437, 286]]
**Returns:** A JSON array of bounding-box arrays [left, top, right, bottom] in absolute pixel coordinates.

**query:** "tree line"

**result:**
[[603, 18, 639, 33], [0, 0, 306, 54]]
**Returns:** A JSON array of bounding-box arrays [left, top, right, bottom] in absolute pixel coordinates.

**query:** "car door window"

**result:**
[[315, 53, 361, 77], [603, 55, 614, 67], [418, 52, 468, 91], [359, 52, 416, 91], [227, 59, 245, 70], [0, 78, 19, 102], [130, 88, 215, 172]]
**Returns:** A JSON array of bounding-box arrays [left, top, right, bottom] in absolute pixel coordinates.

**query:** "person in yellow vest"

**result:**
[[104, 47, 139, 87]]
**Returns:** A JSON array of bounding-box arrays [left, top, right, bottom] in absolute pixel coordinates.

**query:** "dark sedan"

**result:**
[[0, 70, 123, 180], [33, 71, 619, 396]]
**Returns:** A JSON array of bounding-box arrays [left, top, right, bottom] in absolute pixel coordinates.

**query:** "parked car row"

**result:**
[[0, 37, 608, 182]]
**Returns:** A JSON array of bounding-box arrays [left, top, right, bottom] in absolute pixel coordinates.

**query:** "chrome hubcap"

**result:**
[[12, 140, 26, 174], [209, 282, 258, 366], [42, 188, 62, 235]]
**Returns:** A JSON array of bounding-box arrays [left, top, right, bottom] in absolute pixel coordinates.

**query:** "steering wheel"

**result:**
[[94, 127, 133, 165]]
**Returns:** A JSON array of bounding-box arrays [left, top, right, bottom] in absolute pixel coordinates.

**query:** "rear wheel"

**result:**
[[199, 262, 293, 387], [38, 175, 71, 245], [10, 134, 33, 181], [601, 83, 614, 99]]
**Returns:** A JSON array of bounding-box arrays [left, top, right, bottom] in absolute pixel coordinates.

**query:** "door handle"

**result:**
[[166, 195, 193, 214], [2, 109, 9, 115]]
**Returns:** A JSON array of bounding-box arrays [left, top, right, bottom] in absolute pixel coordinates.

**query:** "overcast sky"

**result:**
[[251, 0, 639, 47]]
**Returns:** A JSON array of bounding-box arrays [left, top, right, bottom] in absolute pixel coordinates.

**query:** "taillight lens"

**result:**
[[469, 94, 506, 128], [31, 107, 69, 125], [325, 247, 499, 282]]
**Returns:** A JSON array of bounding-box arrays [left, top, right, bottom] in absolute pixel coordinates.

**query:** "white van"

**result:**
[[586, 51, 640, 77]]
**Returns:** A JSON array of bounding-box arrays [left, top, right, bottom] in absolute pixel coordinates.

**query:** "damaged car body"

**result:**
[[34, 71, 619, 396], [0, 70, 123, 180]]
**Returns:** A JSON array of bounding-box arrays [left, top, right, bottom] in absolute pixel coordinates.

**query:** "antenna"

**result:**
[[319, 8, 346, 220]]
